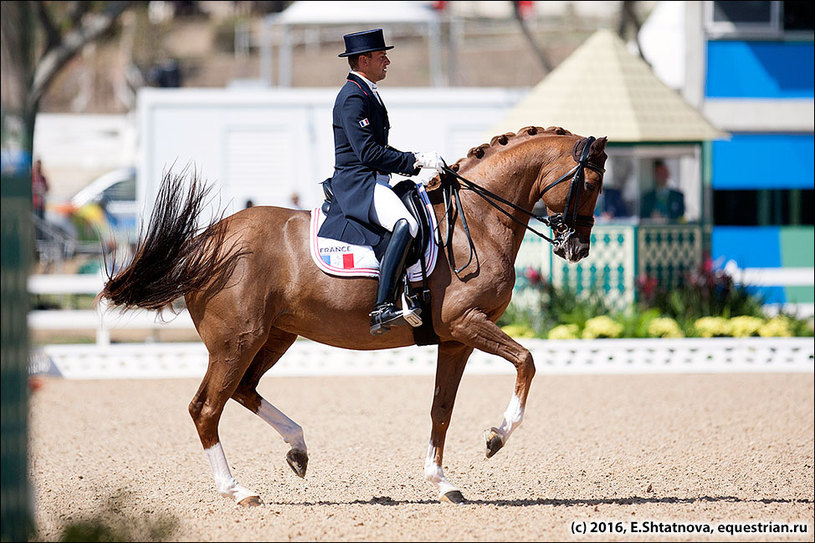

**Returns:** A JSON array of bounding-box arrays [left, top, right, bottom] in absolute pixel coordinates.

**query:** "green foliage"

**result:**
[[500, 261, 813, 340], [635, 258, 765, 331]]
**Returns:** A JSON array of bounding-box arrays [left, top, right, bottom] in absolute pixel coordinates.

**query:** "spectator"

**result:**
[[640, 159, 685, 221], [32, 158, 49, 221], [596, 185, 629, 220]]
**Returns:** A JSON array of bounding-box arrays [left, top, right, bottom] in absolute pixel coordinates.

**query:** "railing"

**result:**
[[27, 273, 195, 345], [29, 337, 814, 380]]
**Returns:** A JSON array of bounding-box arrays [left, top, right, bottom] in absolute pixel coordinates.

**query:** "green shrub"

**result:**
[[501, 323, 536, 339], [499, 262, 812, 339]]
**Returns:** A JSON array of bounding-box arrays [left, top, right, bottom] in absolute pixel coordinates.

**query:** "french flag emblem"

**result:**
[[359, 118, 370, 127], [321, 252, 355, 268]]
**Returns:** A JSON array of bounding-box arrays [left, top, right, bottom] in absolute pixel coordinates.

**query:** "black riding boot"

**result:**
[[369, 219, 422, 335]]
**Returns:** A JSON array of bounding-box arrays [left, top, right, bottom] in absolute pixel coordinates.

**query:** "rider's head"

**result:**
[[339, 29, 393, 83]]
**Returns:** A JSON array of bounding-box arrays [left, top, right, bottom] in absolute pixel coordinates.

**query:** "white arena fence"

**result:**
[[28, 273, 814, 379], [29, 338, 814, 380]]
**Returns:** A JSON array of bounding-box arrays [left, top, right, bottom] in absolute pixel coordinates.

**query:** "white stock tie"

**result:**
[[371, 84, 383, 105]]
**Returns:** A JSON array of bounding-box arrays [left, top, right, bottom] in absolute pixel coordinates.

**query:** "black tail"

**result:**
[[100, 169, 247, 311]]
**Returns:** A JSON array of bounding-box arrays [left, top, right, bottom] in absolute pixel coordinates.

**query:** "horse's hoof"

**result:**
[[237, 495, 262, 507], [440, 490, 466, 504], [484, 427, 505, 458], [286, 448, 308, 478]]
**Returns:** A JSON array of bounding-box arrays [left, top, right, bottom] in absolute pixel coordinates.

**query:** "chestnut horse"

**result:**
[[100, 126, 607, 506]]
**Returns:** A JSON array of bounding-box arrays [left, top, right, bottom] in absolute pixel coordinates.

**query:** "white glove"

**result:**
[[414, 151, 445, 173]]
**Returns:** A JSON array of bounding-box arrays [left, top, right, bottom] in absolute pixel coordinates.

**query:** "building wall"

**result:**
[[699, 4, 814, 313]]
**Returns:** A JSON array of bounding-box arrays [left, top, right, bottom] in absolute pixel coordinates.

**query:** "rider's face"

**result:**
[[360, 50, 389, 83]]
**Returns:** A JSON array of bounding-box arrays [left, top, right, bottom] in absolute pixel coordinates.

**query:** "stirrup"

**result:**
[[369, 302, 422, 335], [400, 289, 423, 327]]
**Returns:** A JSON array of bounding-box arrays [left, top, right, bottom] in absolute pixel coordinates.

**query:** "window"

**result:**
[[705, 1, 814, 37], [713, 189, 814, 225], [598, 146, 701, 225], [102, 177, 136, 203]]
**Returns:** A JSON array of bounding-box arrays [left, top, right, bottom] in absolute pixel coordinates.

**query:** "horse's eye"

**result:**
[[585, 182, 597, 192]]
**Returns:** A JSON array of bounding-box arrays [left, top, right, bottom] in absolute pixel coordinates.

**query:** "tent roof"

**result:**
[[490, 29, 728, 143], [269, 1, 439, 26]]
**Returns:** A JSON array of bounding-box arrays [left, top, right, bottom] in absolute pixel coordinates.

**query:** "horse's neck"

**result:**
[[456, 159, 539, 261]]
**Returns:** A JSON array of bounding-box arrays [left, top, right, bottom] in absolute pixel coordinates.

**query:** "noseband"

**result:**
[[437, 136, 605, 276]]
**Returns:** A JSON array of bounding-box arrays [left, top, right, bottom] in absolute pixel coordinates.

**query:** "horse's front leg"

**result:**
[[426, 341, 472, 504], [450, 309, 536, 458]]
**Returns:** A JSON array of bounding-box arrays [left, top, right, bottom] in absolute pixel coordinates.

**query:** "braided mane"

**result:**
[[449, 126, 574, 172]]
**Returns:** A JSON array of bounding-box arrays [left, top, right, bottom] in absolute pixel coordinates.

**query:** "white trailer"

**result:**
[[136, 87, 524, 227]]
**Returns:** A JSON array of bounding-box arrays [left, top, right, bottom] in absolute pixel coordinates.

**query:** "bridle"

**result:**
[[437, 136, 605, 277]]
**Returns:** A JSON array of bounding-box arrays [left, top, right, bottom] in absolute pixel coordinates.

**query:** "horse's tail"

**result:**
[[100, 169, 246, 312]]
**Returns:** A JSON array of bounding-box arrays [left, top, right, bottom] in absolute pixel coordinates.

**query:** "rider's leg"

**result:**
[[369, 178, 421, 335], [370, 177, 419, 237]]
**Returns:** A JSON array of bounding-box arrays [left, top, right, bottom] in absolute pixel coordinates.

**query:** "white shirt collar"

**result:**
[[351, 71, 378, 92]]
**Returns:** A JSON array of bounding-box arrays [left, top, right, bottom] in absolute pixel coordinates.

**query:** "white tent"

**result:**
[[261, 1, 443, 87]]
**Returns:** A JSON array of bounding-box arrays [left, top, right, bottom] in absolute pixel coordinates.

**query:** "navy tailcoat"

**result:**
[[318, 73, 420, 247]]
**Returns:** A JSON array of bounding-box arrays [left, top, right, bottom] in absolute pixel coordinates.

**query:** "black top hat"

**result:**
[[338, 29, 394, 57]]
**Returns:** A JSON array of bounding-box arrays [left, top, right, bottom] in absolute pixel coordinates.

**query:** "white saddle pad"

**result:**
[[309, 183, 438, 280]]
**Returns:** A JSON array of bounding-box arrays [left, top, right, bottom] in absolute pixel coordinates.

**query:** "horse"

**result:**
[[100, 126, 608, 506]]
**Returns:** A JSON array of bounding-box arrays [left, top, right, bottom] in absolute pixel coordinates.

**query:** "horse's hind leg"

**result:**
[[232, 328, 309, 478], [450, 309, 536, 458], [189, 342, 266, 507]]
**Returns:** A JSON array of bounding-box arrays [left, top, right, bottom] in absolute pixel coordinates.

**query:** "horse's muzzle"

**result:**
[[554, 234, 590, 263]]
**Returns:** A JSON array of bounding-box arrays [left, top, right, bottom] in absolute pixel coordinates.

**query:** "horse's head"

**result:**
[[536, 131, 608, 263]]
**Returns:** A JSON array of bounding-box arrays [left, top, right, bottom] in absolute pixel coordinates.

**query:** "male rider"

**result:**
[[317, 28, 445, 335]]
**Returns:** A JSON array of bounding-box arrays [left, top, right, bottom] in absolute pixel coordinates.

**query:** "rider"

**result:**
[[318, 28, 445, 336]]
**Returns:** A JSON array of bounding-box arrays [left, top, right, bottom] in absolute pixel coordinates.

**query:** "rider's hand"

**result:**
[[414, 151, 445, 173]]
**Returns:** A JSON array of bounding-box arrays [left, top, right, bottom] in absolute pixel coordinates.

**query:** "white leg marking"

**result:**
[[204, 442, 257, 503], [424, 442, 458, 498], [496, 393, 524, 442], [257, 398, 307, 451]]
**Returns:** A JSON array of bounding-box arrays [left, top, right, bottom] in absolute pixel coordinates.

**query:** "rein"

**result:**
[[436, 136, 604, 278]]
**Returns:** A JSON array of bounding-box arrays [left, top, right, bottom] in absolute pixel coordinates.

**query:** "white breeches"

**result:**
[[371, 175, 419, 238]]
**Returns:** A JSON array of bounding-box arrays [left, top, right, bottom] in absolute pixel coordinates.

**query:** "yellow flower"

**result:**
[[694, 316, 731, 337], [647, 317, 685, 338], [548, 324, 579, 340], [582, 316, 623, 339], [758, 316, 794, 337], [729, 316, 764, 337]]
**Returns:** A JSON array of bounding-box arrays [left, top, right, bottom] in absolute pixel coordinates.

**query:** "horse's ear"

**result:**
[[573, 136, 608, 161]]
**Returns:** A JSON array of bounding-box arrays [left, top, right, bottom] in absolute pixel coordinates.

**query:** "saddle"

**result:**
[[320, 178, 438, 345], [321, 178, 433, 268]]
